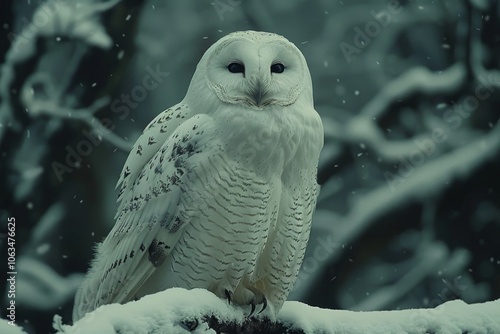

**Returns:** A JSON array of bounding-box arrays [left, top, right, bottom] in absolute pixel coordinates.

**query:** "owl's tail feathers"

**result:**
[[72, 242, 109, 322], [72, 245, 159, 323], [72, 285, 89, 322], [72, 269, 98, 322], [72, 217, 163, 322]]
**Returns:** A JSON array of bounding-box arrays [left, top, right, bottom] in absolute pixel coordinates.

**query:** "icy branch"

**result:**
[[322, 64, 468, 161], [0, 0, 126, 143], [358, 64, 466, 119], [15, 258, 84, 311], [8, 0, 120, 55], [19, 72, 132, 152], [54, 288, 500, 334]]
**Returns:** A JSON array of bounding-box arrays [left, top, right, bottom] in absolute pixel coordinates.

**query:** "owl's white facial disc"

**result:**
[[202, 31, 312, 109]]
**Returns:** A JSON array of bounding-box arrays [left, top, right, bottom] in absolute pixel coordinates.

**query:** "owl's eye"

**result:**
[[270, 63, 285, 73], [227, 63, 245, 74]]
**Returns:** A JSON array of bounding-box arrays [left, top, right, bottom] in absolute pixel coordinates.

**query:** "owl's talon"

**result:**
[[224, 289, 232, 304], [248, 301, 256, 318], [246, 287, 267, 318], [181, 318, 198, 331], [258, 296, 267, 314]]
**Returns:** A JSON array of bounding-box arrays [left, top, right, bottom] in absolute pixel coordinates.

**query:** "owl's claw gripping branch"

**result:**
[[249, 301, 256, 318], [258, 297, 268, 314], [224, 289, 232, 304], [248, 295, 267, 318]]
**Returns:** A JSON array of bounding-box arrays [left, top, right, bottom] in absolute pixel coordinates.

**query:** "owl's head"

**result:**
[[186, 31, 313, 110]]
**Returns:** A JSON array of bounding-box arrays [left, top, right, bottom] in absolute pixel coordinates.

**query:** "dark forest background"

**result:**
[[0, 0, 499, 333]]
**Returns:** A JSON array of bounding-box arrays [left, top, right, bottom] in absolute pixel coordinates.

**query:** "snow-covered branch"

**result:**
[[322, 64, 467, 162], [52, 288, 500, 334], [0, 0, 120, 145]]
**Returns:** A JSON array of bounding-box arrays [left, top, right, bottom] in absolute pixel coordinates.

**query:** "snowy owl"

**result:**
[[73, 30, 323, 321]]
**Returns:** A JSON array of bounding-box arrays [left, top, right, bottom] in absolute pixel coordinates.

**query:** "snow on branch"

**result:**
[[357, 63, 466, 119], [0, 0, 128, 149], [52, 288, 500, 334], [15, 258, 84, 311], [321, 64, 469, 162], [7, 0, 120, 55], [19, 72, 131, 152]]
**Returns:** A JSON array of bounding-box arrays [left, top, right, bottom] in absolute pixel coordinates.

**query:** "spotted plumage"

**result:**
[[73, 30, 323, 321]]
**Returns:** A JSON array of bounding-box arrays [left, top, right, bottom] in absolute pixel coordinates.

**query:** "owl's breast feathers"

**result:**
[[209, 103, 323, 179]]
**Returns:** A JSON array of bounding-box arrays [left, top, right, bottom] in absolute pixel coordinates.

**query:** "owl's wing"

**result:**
[[73, 109, 220, 321], [115, 103, 192, 211]]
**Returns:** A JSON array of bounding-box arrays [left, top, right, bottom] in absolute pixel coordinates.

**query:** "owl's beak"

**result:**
[[251, 89, 265, 106], [249, 79, 270, 107]]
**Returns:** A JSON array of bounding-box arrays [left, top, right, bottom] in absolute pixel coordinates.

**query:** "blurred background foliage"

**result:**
[[0, 0, 499, 333]]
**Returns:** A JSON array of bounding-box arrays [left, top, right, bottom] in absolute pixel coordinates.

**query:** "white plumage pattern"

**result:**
[[73, 30, 323, 321]]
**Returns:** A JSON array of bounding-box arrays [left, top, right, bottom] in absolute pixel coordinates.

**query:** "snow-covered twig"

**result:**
[[18, 72, 132, 152], [15, 258, 84, 311], [0, 0, 130, 158], [321, 64, 468, 162], [356, 64, 466, 119]]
